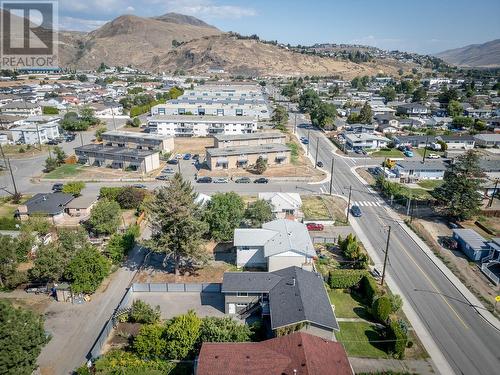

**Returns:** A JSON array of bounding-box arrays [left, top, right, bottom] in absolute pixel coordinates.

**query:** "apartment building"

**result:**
[[101, 130, 174, 152], [147, 115, 257, 137], [0, 101, 42, 116], [10, 121, 60, 145], [214, 132, 286, 148], [206, 143, 291, 170], [151, 100, 269, 119]]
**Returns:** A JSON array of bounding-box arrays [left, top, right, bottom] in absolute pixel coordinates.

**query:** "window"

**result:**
[[237, 292, 248, 297], [178, 108, 185, 115]]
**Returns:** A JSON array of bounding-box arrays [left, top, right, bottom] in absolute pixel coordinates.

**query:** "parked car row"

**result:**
[[197, 177, 269, 184]]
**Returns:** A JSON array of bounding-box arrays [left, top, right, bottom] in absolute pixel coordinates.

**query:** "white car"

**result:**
[[427, 153, 440, 159]]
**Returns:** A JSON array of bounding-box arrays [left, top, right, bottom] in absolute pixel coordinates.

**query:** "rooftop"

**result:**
[[214, 131, 285, 142], [148, 114, 257, 123], [74, 144, 158, 158], [396, 160, 448, 171], [453, 229, 490, 251], [22, 192, 74, 215], [102, 130, 172, 141], [207, 143, 290, 157]]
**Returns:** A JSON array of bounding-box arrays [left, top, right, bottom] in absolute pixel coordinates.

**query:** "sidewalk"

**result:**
[[349, 357, 435, 375]]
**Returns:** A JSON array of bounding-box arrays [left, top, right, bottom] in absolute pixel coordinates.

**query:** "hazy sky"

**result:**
[[55, 0, 500, 54]]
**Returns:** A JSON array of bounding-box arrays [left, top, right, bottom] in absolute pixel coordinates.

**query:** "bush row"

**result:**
[[328, 269, 367, 289]]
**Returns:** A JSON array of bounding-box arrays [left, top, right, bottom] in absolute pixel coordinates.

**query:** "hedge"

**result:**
[[388, 319, 408, 359], [328, 269, 367, 289], [360, 275, 378, 304], [372, 295, 391, 323]]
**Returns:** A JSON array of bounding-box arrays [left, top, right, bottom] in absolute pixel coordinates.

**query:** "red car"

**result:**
[[306, 223, 324, 231]]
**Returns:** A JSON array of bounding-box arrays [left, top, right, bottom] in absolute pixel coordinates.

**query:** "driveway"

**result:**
[[132, 292, 225, 319]]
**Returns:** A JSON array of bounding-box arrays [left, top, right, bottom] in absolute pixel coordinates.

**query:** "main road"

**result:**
[[295, 116, 500, 375]]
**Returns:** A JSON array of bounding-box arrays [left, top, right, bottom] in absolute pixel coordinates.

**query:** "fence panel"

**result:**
[[132, 283, 150, 292], [149, 283, 168, 292], [167, 283, 185, 292], [185, 283, 203, 292]]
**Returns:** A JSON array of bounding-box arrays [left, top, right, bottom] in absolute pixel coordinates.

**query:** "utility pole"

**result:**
[[6, 157, 18, 196], [315, 138, 319, 167], [422, 135, 429, 163], [80, 132, 84, 146], [111, 106, 117, 130], [406, 197, 411, 216], [381, 226, 392, 286], [346, 186, 352, 222], [35, 122, 42, 151], [488, 179, 498, 208], [329, 157, 335, 195]]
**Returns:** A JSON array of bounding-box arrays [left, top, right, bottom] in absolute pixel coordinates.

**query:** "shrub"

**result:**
[[328, 269, 367, 289], [104, 232, 135, 264], [116, 187, 147, 209], [389, 294, 403, 313], [62, 181, 85, 196], [133, 324, 166, 359], [99, 187, 124, 201], [372, 295, 392, 323], [199, 317, 252, 344], [388, 319, 408, 359], [360, 275, 379, 304], [163, 310, 201, 359], [129, 300, 160, 324]]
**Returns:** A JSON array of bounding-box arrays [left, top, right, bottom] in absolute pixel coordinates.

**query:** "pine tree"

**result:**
[[145, 174, 208, 276]]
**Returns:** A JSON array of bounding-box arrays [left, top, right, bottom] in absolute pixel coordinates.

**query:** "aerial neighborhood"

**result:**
[[0, 3, 499, 375]]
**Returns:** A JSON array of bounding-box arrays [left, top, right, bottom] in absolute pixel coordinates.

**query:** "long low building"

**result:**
[[206, 143, 291, 170], [101, 130, 174, 151], [74, 144, 160, 173], [214, 132, 286, 148], [147, 115, 257, 137], [150, 100, 270, 119]]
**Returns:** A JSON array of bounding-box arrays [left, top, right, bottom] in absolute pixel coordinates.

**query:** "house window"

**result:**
[[237, 292, 248, 297], [241, 246, 250, 250]]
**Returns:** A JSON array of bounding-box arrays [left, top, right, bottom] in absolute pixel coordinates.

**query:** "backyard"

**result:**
[[301, 195, 347, 224], [416, 180, 444, 190]]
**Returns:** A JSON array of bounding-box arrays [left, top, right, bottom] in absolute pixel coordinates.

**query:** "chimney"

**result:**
[[292, 277, 296, 286]]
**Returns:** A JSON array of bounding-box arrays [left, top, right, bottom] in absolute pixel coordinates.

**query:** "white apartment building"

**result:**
[[151, 100, 269, 119], [147, 115, 257, 137], [10, 121, 60, 145]]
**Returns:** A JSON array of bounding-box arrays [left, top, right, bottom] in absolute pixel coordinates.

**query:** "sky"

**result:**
[[54, 0, 500, 54]]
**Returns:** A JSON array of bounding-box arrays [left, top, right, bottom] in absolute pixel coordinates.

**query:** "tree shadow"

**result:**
[[365, 327, 389, 353], [199, 292, 225, 313]]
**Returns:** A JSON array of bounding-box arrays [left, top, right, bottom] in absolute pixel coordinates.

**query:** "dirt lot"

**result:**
[[301, 195, 348, 224], [174, 137, 214, 155], [409, 217, 499, 313]]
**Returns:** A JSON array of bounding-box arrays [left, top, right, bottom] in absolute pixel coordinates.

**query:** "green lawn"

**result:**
[[328, 289, 370, 319], [45, 164, 83, 179], [417, 180, 444, 190], [414, 148, 444, 158], [336, 322, 390, 358], [370, 149, 403, 157], [301, 196, 332, 220], [286, 142, 299, 165]]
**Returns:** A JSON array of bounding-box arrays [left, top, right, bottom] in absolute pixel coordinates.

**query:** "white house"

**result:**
[[10, 122, 60, 145], [344, 133, 390, 150], [258, 193, 302, 220], [394, 160, 447, 182], [436, 135, 475, 150], [234, 219, 316, 272], [0, 101, 42, 116]]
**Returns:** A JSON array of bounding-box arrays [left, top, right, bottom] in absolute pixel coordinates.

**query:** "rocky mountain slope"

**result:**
[[435, 39, 500, 68]]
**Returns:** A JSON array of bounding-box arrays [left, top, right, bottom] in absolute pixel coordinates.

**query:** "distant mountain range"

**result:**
[[435, 39, 500, 68]]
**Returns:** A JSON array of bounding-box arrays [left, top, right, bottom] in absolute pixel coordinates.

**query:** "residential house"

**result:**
[[221, 266, 339, 340], [377, 123, 399, 134], [196, 332, 353, 375], [344, 133, 390, 150], [394, 160, 447, 182], [474, 133, 500, 148], [65, 195, 98, 217], [374, 113, 400, 128], [17, 193, 74, 223], [480, 238, 500, 286], [0, 101, 42, 116], [479, 159, 500, 180], [465, 108, 492, 119], [234, 219, 315, 271], [396, 103, 429, 116], [89, 102, 124, 117], [345, 123, 376, 134], [10, 121, 60, 145], [394, 135, 430, 148], [452, 229, 492, 261], [206, 144, 290, 170], [436, 135, 475, 150], [258, 193, 302, 220]]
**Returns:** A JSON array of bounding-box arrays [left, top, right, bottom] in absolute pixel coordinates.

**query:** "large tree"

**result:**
[[88, 199, 121, 236], [163, 310, 201, 359], [0, 235, 18, 288], [65, 246, 110, 294], [433, 151, 485, 220], [204, 192, 245, 242], [145, 174, 207, 275], [380, 86, 396, 102], [447, 100, 463, 117], [358, 102, 373, 124], [298, 89, 320, 113], [30, 244, 67, 283], [310, 101, 337, 129], [0, 300, 49, 375], [245, 199, 274, 227], [271, 105, 288, 130]]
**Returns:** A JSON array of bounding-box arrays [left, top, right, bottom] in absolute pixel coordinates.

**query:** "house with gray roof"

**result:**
[[452, 229, 493, 261], [221, 266, 338, 340], [394, 160, 448, 182], [17, 192, 74, 223], [474, 133, 500, 148], [234, 219, 315, 271]]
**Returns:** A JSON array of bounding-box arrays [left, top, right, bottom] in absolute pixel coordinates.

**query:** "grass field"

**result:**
[[414, 148, 444, 158], [417, 180, 444, 190], [45, 164, 83, 179], [328, 289, 370, 319], [301, 196, 332, 220], [286, 142, 300, 165], [336, 322, 389, 358], [370, 149, 404, 157]]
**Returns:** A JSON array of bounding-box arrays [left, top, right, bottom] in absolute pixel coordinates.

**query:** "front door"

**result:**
[[228, 303, 236, 314]]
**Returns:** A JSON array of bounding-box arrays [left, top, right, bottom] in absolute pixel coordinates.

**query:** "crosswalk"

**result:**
[[352, 200, 385, 207]]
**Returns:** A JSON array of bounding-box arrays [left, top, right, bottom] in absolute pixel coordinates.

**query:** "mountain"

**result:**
[[435, 39, 500, 68], [152, 12, 217, 29], [59, 14, 221, 69]]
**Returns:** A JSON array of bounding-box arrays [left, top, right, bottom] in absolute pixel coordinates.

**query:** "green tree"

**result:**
[[199, 317, 252, 344], [433, 151, 485, 220], [104, 231, 135, 264], [0, 235, 18, 288], [30, 244, 67, 283], [204, 192, 245, 242], [271, 105, 289, 130], [438, 87, 459, 104], [80, 106, 97, 124], [132, 117, 141, 127], [447, 100, 463, 117], [52, 146, 66, 165], [94, 126, 107, 141], [145, 174, 208, 275], [129, 300, 161, 324], [116, 187, 147, 209], [44, 157, 58, 172], [62, 181, 85, 196], [42, 106, 59, 115], [298, 89, 320, 113], [65, 246, 110, 294], [133, 324, 166, 360], [245, 199, 273, 227], [473, 119, 486, 131], [380, 86, 396, 102], [164, 310, 201, 359], [168, 86, 184, 99], [372, 295, 392, 323], [411, 86, 427, 102], [389, 294, 403, 313], [310, 101, 337, 128], [0, 300, 49, 375], [254, 156, 268, 174], [88, 199, 121, 236], [358, 102, 373, 124], [452, 116, 474, 128]]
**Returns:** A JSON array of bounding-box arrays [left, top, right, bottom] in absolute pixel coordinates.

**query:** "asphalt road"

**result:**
[[296, 121, 500, 375]]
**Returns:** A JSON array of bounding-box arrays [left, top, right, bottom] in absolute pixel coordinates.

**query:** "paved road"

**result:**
[[296, 123, 500, 375]]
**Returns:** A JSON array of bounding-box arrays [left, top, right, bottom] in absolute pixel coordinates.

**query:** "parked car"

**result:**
[[52, 183, 63, 192], [235, 177, 251, 183], [306, 223, 324, 231], [354, 148, 363, 154], [156, 175, 170, 180], [301, 139, 309, 145], [254, 177, 269, 184], [162, 167, 175, 174], [427, 153, 440, 159], [403, 150, 414, 157], [350, 205, 362, 217], [132, 184, 147, 189], [175, 153, 182, 159], [197, 177, 212, 183], [183, 153, 192, 160], [213, 177, 229, 183], [192, 154, 200, 160], [316, 161, 324, 168], [47, 139, 59, 145], [167, 159, 179, 165]]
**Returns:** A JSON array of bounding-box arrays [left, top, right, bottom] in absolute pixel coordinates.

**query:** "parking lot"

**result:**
[[132, 292, 226, 319]]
